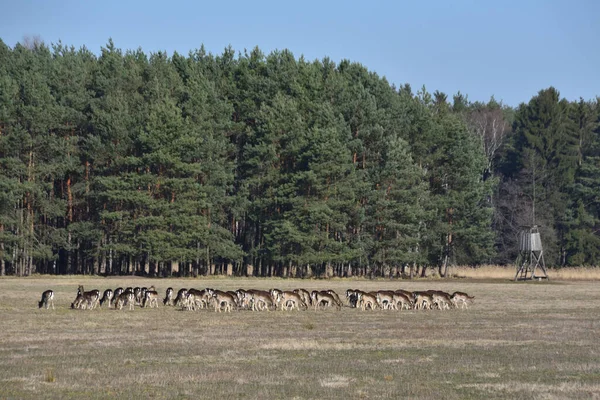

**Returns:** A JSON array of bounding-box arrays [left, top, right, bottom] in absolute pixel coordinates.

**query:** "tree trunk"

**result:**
[[325, 262, 333, 278], [67, 231, 72, 274], [108, 239, 113, 275], [439, 255, 449, 278], [206, 246, 210, 275], [67, 176, 73, 222], [0, 224, 4, 276], [305, 264, 312, 278]]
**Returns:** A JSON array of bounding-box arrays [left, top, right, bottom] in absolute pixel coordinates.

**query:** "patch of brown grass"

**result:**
[[44, 368, 56, 383], [452, 264, 600, 280]]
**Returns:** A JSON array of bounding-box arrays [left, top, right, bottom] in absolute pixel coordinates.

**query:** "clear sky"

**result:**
[[1, 0, 598, 106]]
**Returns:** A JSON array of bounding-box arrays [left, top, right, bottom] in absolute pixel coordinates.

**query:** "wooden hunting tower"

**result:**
[[514, 225, 548, 281]]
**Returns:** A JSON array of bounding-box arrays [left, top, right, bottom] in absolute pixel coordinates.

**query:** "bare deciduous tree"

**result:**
[[21, 35, 44, 50], [468, 106, 510, 177]]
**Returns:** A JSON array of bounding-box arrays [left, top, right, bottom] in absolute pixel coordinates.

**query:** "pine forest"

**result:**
[[0, 39, 599, 277]]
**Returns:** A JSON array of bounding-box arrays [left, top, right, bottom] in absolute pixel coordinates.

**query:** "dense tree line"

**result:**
[[0, 39, 598, 277]]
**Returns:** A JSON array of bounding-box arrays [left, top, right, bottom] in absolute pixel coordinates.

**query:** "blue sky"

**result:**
[[1, 0, 598, 106]]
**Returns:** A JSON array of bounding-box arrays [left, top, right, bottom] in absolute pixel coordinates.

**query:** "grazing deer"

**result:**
[[115, 289, 135, 310], [430, 291, 452, 310], [184, 291, 201, 311], [133, 287, 143, 305], [142, 290, 159, 308], [346, 289, 362, 308], [392, 292, 412, 310], [235, 289, 251, 309], [413, 292, 433, 310], [209, 290, 237, 312], [163, 287, 174, 306], [275, 291, 307, 311], [451, 291, 475, 309], [184, 289, 210, 311], [38, 290, 55, 309], [357, 292, 378, 311], [247, 290, 274, 311], [113, 287, 124, 300], [293, 288, 311, 307], [270, 289, 284, 306], [394, 290, 413, 308], [325, 289, 343, 308], [173, 288, 188, 308], [376, 291, 396, 310], [99, 289, 114, 308], [311, 291, 341, 310], [72, 286, 100, 310]]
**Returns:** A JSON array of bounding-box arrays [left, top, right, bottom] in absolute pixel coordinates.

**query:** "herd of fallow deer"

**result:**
[[38, 286, 475, 311]]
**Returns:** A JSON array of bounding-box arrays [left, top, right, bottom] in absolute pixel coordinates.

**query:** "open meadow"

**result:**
[[1, 276, 599, 399]]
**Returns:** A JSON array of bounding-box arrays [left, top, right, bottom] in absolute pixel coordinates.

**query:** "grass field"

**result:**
[[1, 276, 599, 399], [451, 265, 600, 281]]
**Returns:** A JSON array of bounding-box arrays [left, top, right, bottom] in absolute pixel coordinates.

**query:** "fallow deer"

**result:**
[[413, 292, 433, 310], [311, 291, 341, 310], [392, 292, 412, 310], [247, 290, 273, 311], [293, 288, 312, 307], [38, 290, 54, 309], [163, 287, 174, 306], [275, 291, 307, 311], [99, 289, 114, 308], [209, 290, 236, 312], [357, 292, 378, 311], [72, 286, 100, 310], [173, 288, 188, 308], [142, 290, 159, 308], [376, 291, 396, 310], [115, 289, 135, 310], [451, 291, 475, 309]]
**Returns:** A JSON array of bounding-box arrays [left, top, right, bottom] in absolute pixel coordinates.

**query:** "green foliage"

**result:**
[[1, 38, 597, 276]]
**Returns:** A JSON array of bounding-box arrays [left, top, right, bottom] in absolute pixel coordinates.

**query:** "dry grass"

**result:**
[[0, 276, 599, 399], [452, 264, 600, 280]]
